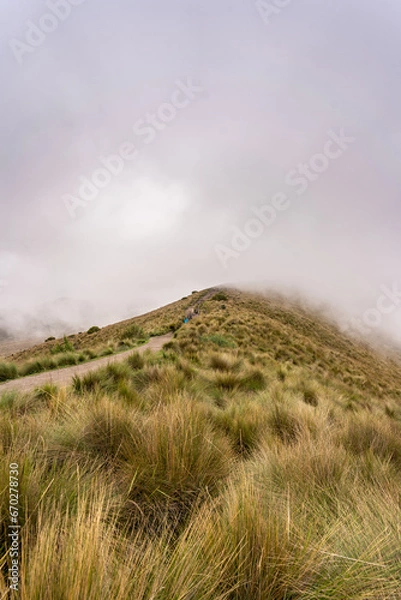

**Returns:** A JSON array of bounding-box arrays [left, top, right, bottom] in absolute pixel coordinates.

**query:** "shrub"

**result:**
[[0, 362, 18, 382], [212, 291, 228, 301], [87, 326, 101, 334], [50, 336, 75, 355]]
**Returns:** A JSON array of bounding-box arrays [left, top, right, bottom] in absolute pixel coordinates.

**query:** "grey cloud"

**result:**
[[1, 0, 401, 342]]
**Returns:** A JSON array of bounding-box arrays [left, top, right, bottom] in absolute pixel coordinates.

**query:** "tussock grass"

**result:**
[[340, 413, 401, 468], [210, 367, 266, 394], [72, 371, 103, 394], [18, 360, 46, 377], [212, 399, 268, 455], [126, 350, 145, 370], [0, 362, 18, 382], [55, 352, 79, 367], [67, 398, 140, 463], [120, 399, 234, 532], [267, 401, 304, 445], [209, 352, 242, 372]]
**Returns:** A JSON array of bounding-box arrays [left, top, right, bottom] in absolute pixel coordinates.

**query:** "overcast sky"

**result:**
[[1, 0, 401, 340]]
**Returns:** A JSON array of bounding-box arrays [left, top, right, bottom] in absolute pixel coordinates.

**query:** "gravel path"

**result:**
[[0, 333, 173, 395]]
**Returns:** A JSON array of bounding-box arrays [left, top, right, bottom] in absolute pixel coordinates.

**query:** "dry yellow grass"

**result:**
[[1, 287, 401, 598]]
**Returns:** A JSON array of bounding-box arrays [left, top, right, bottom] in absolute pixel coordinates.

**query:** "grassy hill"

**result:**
[[1, 287, 401, 598]]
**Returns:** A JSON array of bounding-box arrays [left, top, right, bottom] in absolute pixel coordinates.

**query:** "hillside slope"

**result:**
[[1, 287, 401, 598], [6, 286, 401, 400]]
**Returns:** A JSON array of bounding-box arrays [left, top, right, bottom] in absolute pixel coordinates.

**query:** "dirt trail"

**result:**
[[0, 333, 173, 395]]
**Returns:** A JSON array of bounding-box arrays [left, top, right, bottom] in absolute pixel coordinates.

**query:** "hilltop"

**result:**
[[1, 286, 401, 598]]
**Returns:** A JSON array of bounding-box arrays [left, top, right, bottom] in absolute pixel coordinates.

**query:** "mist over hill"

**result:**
[[0, 297, 95, 341]]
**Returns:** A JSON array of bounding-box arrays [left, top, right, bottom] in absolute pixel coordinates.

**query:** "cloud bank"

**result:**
[[1, 0, 401, 341]]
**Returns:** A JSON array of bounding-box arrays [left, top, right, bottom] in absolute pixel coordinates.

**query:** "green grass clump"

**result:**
[[56, 353, 79, 367], [87, 326, 101, 334], [50, 336, 75, 355], [203, 334, 236, 348], [240, 368, 266, 391], [0, 390, 19, 412], [72, 371, 103, 394], [18, 360, 45, 377], [34, 383, 59, 402], [41, 356, 58, 370], [99, 347, 114, 357], [126, 351, 145, 370], [211, 291, 228, 301], [0, 362, 18, 382]]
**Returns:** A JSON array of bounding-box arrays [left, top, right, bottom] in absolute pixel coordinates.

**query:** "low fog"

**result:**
[[1, 0, 401, 342]]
